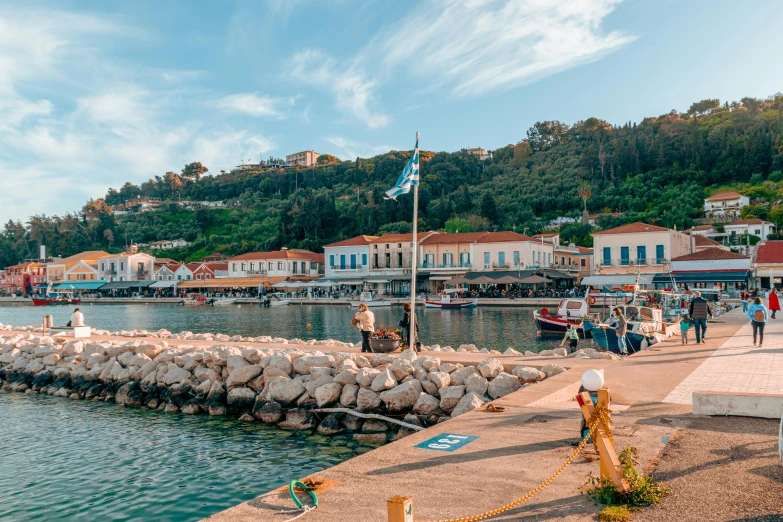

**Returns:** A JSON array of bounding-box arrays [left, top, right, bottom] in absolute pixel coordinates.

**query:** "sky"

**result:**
[[1, 0, 782, 224]]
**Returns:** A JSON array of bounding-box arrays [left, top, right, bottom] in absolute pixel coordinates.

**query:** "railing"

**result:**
[[246, 269, 268, 275], [491, 262, 509, 269], [599, 258, 669, 267], [419, 262, 472, 269], [329, 265, 362, 270]]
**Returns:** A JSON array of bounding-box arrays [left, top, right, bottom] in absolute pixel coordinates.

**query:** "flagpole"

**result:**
[[410, 132, 420, 352]]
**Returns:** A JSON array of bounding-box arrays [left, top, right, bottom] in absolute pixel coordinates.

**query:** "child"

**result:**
[[679, 315, 692, 344], [560, 324, 579, 353]]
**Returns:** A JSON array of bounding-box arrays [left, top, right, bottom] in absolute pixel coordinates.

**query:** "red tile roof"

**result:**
[[754, 241, 783, 264], [690, 225, 715, 231], [227, 249, 319, 261], [203, 262, 228, 271], [575, 246, 593, 254], [693, 235, 722, 247], [592, 222, 670, 235], [421, 232, 488, 245], [477, 231, 535, 243], [368, 231, 438, 244], [672, 248, 749, 262], [532, 233, 559, 238], [324, 235, 378, 247], [705, 192, 743, 202], [726, 219, 772, 226]]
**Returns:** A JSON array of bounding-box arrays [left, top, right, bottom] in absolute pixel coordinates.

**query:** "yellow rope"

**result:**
[[418, 407, 610, 522]]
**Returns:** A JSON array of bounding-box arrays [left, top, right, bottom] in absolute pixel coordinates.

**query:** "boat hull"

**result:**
[[424, 299, 477, 309], [269, 300, 290, 307], [32, 298, 80, 306], [212, 299, 237, 306], [591, 327, 647, 354]]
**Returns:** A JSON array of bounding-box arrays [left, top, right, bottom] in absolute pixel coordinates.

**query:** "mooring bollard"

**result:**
[[387, 495, 413, 522], [577, 386, 630, 492]]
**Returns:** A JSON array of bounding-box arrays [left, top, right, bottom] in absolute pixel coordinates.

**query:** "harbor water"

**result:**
[[0, 303, 554, 352], [0, 392, 373, 522]]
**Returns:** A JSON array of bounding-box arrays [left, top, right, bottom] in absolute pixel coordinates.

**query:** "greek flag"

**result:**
[[385, 138, 419, 199]]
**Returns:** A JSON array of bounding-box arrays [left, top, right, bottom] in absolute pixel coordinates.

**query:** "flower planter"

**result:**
[[370, 338, 401, 353]]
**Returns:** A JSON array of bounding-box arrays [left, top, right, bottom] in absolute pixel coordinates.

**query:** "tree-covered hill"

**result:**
[[1, 92, 782, 267]]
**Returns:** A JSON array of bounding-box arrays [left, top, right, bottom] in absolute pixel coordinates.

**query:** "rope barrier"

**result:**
[[417, 406, 611, 522]]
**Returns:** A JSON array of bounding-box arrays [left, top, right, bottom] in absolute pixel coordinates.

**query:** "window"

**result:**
[[249, 262, 255, 271], [301, 262, 306, 273], [362, 254, 367, 267], [460, 252, 470, 267], [755, 229, 761, 235], [340, 255, 346, 269], [547, 253, 551, 266], [581, 258, 586, 267], [101, 263, 106, 271], [292, 262, 298, 274], [177, 275, 181, 281], [232, 263, 237, 271], [310, 262, 317, 269], [241, 263, 246, 271], [398, 252, 403, 267], [513, 251, 520, 266], [278, 262, 285, 270], [385, 253, 391, 268], [120, 262, 125, 271], [350, 254, 357, 269], [269, 262, 274, 270], [397, 243, 402, 248], [187, 275, 191, 280], [620, 247, 630, 265], [373, 253, 379, 268], [655, 245, 665, 264], [602, 247, 611, 266], [425, 254, 434, 267], [443, 253, 453, 266], [329, 255, 335, 268], [484, 252, 490, 268], [498, 252, 505, 267], [637, 245, 647, 265]]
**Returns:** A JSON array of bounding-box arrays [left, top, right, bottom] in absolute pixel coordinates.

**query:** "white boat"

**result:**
[[182, 294, 207, 306], [349, 291, 392, 307], [424, 293, 477, 309], [269, 299, 290, 307], [212, 298, 237, 306]]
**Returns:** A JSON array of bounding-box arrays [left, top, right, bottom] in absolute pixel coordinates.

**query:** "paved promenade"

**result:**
[[663, 315, 783, 403]]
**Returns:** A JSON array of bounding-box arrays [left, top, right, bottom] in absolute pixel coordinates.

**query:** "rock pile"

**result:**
[[0, 333, 556, 444]]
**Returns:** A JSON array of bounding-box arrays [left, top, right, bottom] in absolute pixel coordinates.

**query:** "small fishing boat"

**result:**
[[424, 293, 477, 309], [591, 305, 663, 354], [32, 291, 80, 306], [211, 297, 237, 306], [349, 291, 392, 308], [533, 298, 594, 335], [269, 298, 290, 307], [182, 294, 208, 306]]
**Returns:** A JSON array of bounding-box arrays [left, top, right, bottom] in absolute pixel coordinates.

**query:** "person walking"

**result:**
[[352, 303, 376, 353], [740, 289, 750, 312], [68, 308, 84, 327], [747, 296, 768, 347], [399, 303, 420, 351], [689, 291, 713, 344], [679, 314, 693, 344], [768, 287, 780, 319], [612, 307, 629, 355], [560, 324, 579, 353]]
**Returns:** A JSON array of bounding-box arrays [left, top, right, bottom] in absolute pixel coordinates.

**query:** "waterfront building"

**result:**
[[572, 246, 594, 282], [227, 249, 322, 279], [97, 251, 155, 282], [655, 248, 750, 291], [724, 218, 776, 242], [172, 263, 198, 281], [688, 233, 729, 252], [286, 150, 321, 167], [192, 262, 228, 280], [703, 192, 749, 218], [690, 225, 716, 236], [2, 262, 47, 294], [751, 240, 783, 289], [46, 250, 109, 283], [323, 236, 377, 287], [154, 263, 179, 281], [592, 222, 691, 276], [367, 232, 438, 294]]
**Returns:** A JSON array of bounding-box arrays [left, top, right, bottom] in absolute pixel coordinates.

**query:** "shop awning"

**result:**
[[177, 276, 286, 289], [655, 271, 749, 284], [365, 279, 389, 284], [129, 280, 155, 288], [54, 281, 106, 290], [581, 275, 656, 287], [100, 281, 136, 290], [149, 280, 178, 288]]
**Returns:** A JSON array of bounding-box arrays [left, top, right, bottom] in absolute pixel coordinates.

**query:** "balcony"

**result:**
[[600, 258, 669, 268], [329, 265, 362, 271], [419, 262, 472, 270], [246, 269, 268, 276]]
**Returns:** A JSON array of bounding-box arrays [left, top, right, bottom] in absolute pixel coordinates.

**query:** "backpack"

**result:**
[[754, 308, 765, 322]]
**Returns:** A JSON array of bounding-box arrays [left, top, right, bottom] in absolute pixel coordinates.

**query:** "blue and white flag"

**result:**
[[385, 138, 419, 199]]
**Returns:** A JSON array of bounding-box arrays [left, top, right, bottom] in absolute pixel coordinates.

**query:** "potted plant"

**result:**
[[370, 325, 402, 353]]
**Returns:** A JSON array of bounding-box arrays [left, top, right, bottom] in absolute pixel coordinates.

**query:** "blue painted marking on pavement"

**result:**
[[414, 433, 479, 452]]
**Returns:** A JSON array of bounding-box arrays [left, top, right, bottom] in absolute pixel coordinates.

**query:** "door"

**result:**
[[484, 252, 490, 268], [498, 252, 505, 268], [620, 247, 630, 266], [655, 245, 665, 264], [602, 247, 611, 266], [636, 245, 646, 265], [350, 254, 357, 269], [340, 255, 346, 269], [443, 253, 453, 267]]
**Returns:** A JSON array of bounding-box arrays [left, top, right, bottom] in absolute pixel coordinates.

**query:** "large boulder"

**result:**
[[379, 381, 419, 413], [390, 359, 415, 381], [487, 372, 521, 399], [293, 355, 333, 375], [541, 364, 566, 378], [135, 343, 163, 359], [317, 413, 344, 435], [305, 374, 335, 396], [278, 409, 316, 430], [268, 377, 306, 406], [226, 355, 250, 372], [163, 367, 192, 386], [333, 369, 358, 385], [370, 368, 397, 392], [439, 385, 465, 412], [267, 353, 293, 374], [477, 358, 504, 379], [356, 388, 381, 411], [450, 366, 480, 386], [253, 400, 284, 423], [315, 382, 343, 407], [356, 367, 381, 387], [428, 372, 451, 389], [451, 392, 486, 417], [226, 365, 263, 387], [226, 387, 256, 409], [512, 366, 546, 383], [464, 374, 489, 396], [339, 384, 359, 407], [115, 382, 144, 407], [412, 393, 440, 415]]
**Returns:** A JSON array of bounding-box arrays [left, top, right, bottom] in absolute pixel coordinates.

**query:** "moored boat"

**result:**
[[533, 298, 593, 335], [211, 297, 237, 306], [32, 285, 80, 306], [349, 291, 392, 308], [182, 294, 208, 306], [424, 294, 477, 309]]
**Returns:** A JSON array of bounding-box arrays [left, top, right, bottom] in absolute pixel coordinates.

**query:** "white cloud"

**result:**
[[290, 49, 390, 129], [326, 136, 393, 160], [217, 92, 291, 119]]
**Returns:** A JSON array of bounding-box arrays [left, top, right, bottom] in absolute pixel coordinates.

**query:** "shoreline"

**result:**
[[0, 296, 560, 306]]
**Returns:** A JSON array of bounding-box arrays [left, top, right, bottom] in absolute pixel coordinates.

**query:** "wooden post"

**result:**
[[387, 495, 413, 522], [577, 389, 630, 493]]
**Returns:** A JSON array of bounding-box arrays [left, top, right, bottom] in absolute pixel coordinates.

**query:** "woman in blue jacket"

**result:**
[[746, 296, 768, 347]]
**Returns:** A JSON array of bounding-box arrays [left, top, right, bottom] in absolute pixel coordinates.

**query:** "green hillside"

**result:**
[[1, 92, 782, 267]]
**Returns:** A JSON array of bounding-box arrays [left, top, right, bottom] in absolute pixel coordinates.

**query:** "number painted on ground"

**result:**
[[415, 433, 479, 452]]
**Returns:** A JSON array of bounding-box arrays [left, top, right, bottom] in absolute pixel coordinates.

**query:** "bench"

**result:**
[[47, 325, 91, 339]]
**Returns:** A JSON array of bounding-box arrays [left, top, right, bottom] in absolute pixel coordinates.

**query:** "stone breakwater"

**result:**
[[0, 331, 568, 443]]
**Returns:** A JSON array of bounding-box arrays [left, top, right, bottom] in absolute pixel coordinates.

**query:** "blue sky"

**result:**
[[1, 0, 782, 223]]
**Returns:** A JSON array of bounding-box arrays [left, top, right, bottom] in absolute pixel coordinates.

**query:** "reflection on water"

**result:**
[[0, 393, 369, 522], [0, 302, 553, 352]]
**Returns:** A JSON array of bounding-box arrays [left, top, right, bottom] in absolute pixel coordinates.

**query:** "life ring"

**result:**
[[586, 296, 597, 305], [540, 308, 550, 317]]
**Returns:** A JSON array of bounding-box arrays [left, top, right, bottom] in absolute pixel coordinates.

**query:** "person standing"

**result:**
[[352, 303, 376, 353], [399, 303, 420, 351], [689, 291, 713, 344], [768, 287, 780, 319], [747, 296, 768, 347], [612, 307, 629, 355], [679, 315, 692, 344], [560, 324, 579, 353], [69, 308, 84, 327], [740, 289, 750, 312]]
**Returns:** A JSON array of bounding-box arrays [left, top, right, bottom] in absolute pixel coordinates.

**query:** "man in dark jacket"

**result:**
[[689, 291, 713, 344]]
